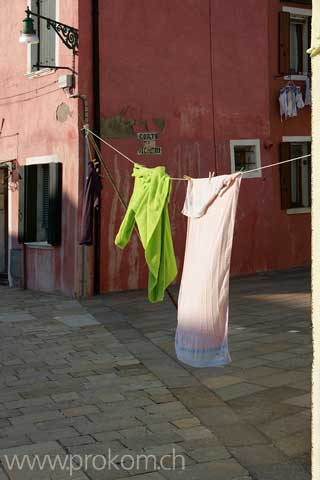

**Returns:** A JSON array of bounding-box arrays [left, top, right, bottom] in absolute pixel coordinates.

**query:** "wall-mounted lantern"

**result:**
[[19, 7, 79, 55]]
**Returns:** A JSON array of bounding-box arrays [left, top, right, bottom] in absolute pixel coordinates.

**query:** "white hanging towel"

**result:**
[[175, 173, 242, 368]]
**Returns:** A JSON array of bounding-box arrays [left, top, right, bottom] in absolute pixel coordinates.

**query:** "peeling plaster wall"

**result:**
[[98, 0, 311, 294]]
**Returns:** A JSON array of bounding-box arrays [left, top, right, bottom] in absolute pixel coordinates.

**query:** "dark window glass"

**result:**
[[234, 145, 257, 172]]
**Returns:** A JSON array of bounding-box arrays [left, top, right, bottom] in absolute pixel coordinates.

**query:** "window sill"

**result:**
[[283, 74, 309, 81], [286, 207, 311, 214], [238, 172, 262, 179], [24, 242, 54, 249], [25, 68, 56, 80]]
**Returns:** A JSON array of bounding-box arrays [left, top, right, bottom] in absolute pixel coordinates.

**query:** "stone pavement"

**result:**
[[0, 268, 311, 480]]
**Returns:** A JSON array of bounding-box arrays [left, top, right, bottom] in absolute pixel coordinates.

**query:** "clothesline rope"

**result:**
[[86, 127, 135, 165], [84, 127, 311, 180], [240, 153, 311, 175]]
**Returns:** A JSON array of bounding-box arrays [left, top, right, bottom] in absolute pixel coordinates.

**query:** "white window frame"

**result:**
[[282, 136, 311, 214], [230, 139, 262, 179], [26, 0, 60, 78], [282, 7, 312, 17], [26, 154, 59, 166], [282, 6, 312, 79]]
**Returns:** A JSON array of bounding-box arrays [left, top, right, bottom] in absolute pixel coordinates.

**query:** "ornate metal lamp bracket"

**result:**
[[46, 19, 79, 54]]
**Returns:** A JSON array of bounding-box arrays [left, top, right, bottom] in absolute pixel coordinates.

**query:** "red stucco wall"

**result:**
[[98, 0, 311, 294]]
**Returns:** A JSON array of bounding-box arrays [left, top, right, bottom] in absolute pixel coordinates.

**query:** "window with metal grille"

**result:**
[[30, 0, 56, 72], [230, 140, 262, 179]]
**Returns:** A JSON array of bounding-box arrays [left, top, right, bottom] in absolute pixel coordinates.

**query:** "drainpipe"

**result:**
[[92, 0, 101, 295], [67, 91, 89, 297], [67, 0, 101, 296]]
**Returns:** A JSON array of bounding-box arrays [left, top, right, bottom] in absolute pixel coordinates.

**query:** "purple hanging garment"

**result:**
[[80, 162, 102, 246]]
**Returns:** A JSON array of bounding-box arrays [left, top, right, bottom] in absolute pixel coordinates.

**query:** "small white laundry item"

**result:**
[[305, 77, 311, 105], [279, 88, 288, 120], [181, 174, 239, 218], [287, 88, 297, 117], [296, 88, 305, 110], [279, 84, 306, 120]]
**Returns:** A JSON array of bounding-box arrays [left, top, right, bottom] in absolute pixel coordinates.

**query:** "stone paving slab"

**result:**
[[0, 312, 36, 323], [0, 268, 311, 479], [54, 314, 100, 328]]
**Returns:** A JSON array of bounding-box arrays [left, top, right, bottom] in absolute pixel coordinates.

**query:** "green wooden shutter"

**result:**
[[25, 165, 38, 242], [18, 165, 38, 242], [48, 163, 62, 246], [279, 143, 292, 210], [40, 0, 56, 66], [42, 164, 49, 233], [279, 11, 290, 75], [18, 166, 25, 243]]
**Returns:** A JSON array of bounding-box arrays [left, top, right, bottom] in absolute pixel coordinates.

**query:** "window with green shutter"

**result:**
[[30, 0, 56, 72], [18, 163, 62, 245]]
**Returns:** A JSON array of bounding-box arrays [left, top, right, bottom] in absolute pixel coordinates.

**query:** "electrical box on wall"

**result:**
[[58, 74, 74, 89]]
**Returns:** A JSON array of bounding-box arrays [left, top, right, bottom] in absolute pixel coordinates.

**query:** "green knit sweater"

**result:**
[[115, 164, 177, 302]]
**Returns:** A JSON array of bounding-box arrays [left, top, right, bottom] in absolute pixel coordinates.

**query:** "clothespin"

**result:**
[[208, 171, 216, 182], [92, 158, 100, 173], [183, 175, 192, 181]]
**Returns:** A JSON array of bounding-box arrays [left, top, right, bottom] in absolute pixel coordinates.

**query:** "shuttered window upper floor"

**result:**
[[279, 4, 312, 75], [29, 0, 56, 73]]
